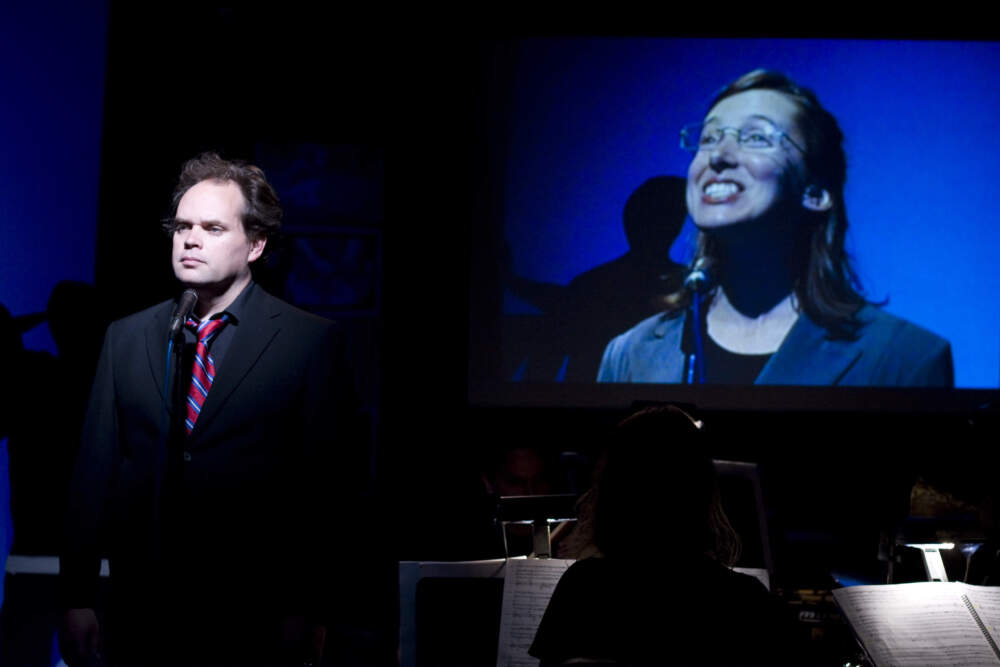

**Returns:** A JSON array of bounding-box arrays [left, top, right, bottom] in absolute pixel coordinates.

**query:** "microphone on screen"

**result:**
[[683, 257, 716, 295]]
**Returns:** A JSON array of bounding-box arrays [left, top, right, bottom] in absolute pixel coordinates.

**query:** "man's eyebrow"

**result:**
[[172, 218, 228, 226]]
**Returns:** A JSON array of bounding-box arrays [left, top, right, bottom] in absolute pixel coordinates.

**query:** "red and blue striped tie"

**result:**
[[185, 314, 229, 435]]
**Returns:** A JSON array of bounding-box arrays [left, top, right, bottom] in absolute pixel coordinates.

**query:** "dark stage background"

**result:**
[[2, 10, 1000, 666]]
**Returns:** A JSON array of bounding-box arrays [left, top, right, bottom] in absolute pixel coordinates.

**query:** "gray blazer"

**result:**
[[597, 305, 953, 386]]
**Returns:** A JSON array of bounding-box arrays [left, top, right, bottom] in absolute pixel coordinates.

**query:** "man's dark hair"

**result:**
[[667, 70, 867, 339], [164, 152, 282, 252]]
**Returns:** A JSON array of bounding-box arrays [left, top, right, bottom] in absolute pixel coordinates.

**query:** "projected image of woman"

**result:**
[[598, 70, 953, 386]]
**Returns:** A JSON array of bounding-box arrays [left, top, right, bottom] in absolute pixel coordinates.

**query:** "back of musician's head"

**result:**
[[593, 405, 739, 564], [169, 152, 282, 251]]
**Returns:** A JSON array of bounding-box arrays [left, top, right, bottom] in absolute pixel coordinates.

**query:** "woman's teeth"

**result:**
[[704, 182, 739, 199]]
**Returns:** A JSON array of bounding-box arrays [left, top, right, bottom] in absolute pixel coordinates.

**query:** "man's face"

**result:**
[[171, 180, 265, 290]]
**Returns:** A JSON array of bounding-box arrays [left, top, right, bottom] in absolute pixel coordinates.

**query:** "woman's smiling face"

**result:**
[[686, 89, 810, 231]]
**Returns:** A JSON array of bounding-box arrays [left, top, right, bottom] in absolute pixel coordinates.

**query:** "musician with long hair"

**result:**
[[529, 405, 798, 666]]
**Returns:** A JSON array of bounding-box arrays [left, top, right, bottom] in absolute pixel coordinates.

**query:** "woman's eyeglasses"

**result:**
[[680, 122, 805, 154]]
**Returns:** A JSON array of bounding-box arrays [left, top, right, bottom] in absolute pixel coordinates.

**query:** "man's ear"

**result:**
[[802, 185, 833, 212], [248, 236, 266, 263]]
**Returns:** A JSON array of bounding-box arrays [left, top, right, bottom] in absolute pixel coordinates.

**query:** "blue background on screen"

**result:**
[[500, 38, 1000, 388]]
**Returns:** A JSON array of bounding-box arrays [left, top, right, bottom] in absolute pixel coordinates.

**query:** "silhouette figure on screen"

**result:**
[[505, 176, 687, 382], [529, 405, 798, 666]]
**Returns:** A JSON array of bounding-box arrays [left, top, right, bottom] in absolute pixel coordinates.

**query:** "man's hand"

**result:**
[[60, 608, 101, 666]]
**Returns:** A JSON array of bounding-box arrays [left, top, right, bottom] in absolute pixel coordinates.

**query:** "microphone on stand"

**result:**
[[683, 257, 716, 294], [156, 288, 197, 568], [167, 289, 198, 340], [683, 258, 716, 384]]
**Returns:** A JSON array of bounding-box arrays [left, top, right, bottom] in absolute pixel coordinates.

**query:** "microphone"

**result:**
[[683, 257, 716, 295], [683, 258, 715, 385], [167, 289, 198, 340]]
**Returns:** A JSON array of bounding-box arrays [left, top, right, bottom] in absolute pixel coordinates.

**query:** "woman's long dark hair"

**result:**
[[593, 405, 741, 566], [667, 70, 868, 339]]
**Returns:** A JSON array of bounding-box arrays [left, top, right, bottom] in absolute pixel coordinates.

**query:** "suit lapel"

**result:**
[[144, 302, 174, 408], [652, 313, 687, 383], [757, 314, 862, 385], [187, 289, 282, 443]]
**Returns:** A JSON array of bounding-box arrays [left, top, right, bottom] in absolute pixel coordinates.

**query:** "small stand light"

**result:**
[[903, 542, 955, 582], [497, 494, 578, 559]]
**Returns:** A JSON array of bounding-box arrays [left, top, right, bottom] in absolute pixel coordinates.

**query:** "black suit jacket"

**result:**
[[60, 285, 359, 660]]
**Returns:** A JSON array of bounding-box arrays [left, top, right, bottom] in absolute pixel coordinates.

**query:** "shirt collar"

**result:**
[[189, 281, 254, 326]]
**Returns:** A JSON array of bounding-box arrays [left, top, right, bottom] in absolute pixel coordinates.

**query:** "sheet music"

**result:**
[[834, 582, 1000, 666], [965, 585, 1000, 654], [732, 566, 769, 591], [496, 558, 573, 667]]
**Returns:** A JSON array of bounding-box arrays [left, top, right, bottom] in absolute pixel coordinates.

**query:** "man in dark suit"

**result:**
[[60, 153, 358, 666]]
